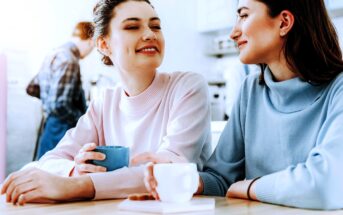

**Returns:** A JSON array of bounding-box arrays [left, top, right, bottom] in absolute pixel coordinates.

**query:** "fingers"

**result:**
[[128, 193, 155, 201], [1, 169, 31, 198], [80, 143, 97, 153], [16, 190, 55, 205], [74, 143, 106, 175], [17, 194, 25, 206], [144, 162, 159, 200], [131, 152, 171, 166], [6, 175, 33, 203], [131, 152, 151, 166], [1, 171, 22, 195], [75, 163, 107, 174], [75, 151, 106, 164], [10, 181, 36, 205]]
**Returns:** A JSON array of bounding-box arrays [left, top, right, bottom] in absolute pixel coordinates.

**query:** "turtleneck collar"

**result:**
[[264, 67, 326, 113], [119, 72, 166, 117]]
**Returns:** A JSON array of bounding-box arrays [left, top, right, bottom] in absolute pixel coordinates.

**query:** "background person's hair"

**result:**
[[93, 0, 152, 66], [256, 0, 343, 85], [72, 21, 95, 40]]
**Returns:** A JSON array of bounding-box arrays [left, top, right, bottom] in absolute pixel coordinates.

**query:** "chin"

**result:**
[[239, 53, 258, 65]]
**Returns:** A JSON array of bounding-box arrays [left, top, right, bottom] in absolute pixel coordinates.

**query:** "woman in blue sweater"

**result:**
[[144, 0, 343, 210]]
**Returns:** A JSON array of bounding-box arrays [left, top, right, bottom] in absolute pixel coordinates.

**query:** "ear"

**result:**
[[279, 10, 294, 37], [96, 36, 111, 56]]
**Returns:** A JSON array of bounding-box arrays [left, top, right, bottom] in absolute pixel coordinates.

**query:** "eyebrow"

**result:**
[[237, 7, 249, 14], [122, 17, 160, 23]]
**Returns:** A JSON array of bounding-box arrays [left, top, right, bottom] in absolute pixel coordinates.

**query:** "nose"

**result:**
[[230, 23, 241, 42], [142, 28, 157, 41]]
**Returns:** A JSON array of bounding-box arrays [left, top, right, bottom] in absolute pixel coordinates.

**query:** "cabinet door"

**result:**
[[197, 0, 238, 33]]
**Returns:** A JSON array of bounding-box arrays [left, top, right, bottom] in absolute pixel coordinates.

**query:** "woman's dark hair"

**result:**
[[93, 0, 152, 66], [256, 0, 343, 84]]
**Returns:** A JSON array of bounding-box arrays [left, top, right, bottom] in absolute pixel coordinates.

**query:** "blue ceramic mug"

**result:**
[[90, 146, 130, 171]]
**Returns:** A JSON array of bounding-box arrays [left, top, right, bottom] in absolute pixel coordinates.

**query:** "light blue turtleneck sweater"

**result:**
[[200, 68, 343, 210]]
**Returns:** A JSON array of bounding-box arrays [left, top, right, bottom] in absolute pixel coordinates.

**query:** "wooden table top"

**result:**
[[1, 195, 342, 215]]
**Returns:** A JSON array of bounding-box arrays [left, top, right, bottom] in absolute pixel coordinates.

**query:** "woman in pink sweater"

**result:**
[[1, 0, 211, 205]]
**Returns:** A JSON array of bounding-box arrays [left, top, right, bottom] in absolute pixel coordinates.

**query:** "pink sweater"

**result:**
[[34, 71, 212, 199]]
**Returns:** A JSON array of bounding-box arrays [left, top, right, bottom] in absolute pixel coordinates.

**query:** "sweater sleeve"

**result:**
[[255, 84, 343, 210], [156, 72, 212, 169], [199, 83, 246, 196], [36, 96, 103, 176]]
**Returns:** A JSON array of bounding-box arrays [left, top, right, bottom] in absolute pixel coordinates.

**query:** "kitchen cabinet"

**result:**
[[197, 0, 238, 33]]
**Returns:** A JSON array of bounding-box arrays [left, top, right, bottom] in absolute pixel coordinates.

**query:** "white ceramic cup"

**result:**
[[154, 163, 199, 203]]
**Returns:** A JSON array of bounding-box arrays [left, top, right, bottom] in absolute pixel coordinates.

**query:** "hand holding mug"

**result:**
[[144, 163, 200, 203], [72, 143, 107, 176]]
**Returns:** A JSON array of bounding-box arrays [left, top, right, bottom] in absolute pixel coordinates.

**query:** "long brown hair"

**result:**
[[93, 0, 152, 66], [256, 0, 343, 84]]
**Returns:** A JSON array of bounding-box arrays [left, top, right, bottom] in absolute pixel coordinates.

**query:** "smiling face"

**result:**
[[230, 0, 284, 65], [100, 1, 164, 73]]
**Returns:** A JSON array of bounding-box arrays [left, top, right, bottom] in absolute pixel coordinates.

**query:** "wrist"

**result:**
[[247, 177, 261, 201], [69, 175, 95, 200], [195, 176, 204, 194]]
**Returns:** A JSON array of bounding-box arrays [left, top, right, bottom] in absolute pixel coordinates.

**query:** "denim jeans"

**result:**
[[36, 115, 75, 159]]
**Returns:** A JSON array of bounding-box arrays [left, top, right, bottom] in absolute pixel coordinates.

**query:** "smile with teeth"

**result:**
[[137, 47, 158, 53]]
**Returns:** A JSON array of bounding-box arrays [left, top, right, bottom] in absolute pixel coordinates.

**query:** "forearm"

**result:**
[[89, 166, 147, 200], [67, 175, 95, 200]]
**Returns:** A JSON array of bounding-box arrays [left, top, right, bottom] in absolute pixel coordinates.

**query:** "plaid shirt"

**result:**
[[27, 42, 87, 125]]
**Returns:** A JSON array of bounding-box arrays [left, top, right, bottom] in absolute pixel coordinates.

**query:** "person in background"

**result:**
[[1, 0, 211, 205], [145, 0, 343, 210], [26, 21, 95, 159]]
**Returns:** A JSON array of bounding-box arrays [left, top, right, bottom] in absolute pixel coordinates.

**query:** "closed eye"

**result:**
[[124, 26, 139, 30], [238, 13, 248, 19], [150, 25, 161, 30]]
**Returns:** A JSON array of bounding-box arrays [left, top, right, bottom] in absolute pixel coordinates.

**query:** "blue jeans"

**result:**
[[36, 116, 75, 159]]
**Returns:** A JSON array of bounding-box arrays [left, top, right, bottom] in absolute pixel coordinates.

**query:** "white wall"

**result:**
[[0, 54, 7, 181], [151, 0, 216, 75]]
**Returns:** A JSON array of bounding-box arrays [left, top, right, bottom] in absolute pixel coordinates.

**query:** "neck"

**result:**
[[267, 54, 298, 82], [71, 38, 86, 59], [119, 69, 156, 97]]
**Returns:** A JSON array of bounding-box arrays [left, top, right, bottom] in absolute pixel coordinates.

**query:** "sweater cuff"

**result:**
[[199, 172, 223, 196], [25, 160, 75, 177], [255, 174, 278, 204]]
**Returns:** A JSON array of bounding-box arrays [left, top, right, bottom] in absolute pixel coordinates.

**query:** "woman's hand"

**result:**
[[142, 162, 204, 200], [143, 162, 159, 200], [72, 143, 107, 176], [1, 167, 95, 205], [130, 152, 172, 166], [226, 179, 258, 200], [130, 152, 172, 200]]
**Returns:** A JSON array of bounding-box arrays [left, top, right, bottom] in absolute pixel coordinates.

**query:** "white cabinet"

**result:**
[[197, 0, 238, 33]]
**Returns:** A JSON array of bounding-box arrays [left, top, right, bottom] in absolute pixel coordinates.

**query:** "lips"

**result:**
[[136, 45, 159, 53], [237, 40, 248, 48]]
